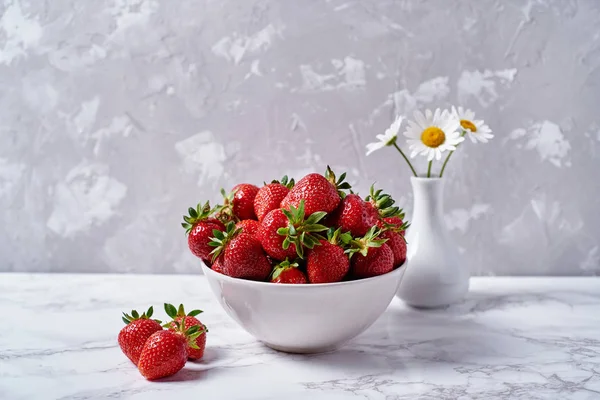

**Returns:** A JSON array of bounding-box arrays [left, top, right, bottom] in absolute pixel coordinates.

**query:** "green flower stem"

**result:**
[[427, 161, 432, 178], [439, 130, 467, 178], [392, 142, 418, 177], [439, 150, 454, 178]]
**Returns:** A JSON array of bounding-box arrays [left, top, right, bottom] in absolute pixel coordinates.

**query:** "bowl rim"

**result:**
[[200, 260, 405, 288]]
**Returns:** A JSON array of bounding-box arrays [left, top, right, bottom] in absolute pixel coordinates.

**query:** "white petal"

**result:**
[[390, 115, 403, 134], [446, 118, 461, 133], [451, 106, 458, 118], [425, 109, 433, 121], [366, 142, 385, 155], [413, 111, 427, 129], [426, 149, 435, 161], [433, 108, 442, 125]]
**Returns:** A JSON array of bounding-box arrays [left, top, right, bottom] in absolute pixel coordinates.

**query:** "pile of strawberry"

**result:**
[[118, 304, 207, 380], [183, 166, 408, 284]]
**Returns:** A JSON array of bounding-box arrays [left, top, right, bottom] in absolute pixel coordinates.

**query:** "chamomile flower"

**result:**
[[403, 108, 463, 161], [365, 115, 404, 156], [451, 106, 494, 143]]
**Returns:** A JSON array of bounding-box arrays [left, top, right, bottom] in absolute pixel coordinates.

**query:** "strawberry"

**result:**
[[258, 200, 328, 260], [348, 226, 394, 279], [118, 306, 162, 366], [280, 166, 350, 216], [257, 209, 298, 260], [182, 202, 225, 260], [216, 185, 260, 222], [211, 256, 225, 274], [254, 176, 294, 221], [164, 303, 207, 360], [380, 229, 407, 268], [306, 228, 352, 283], [236, 219, 261, 236], [138, 319, 205, 380], [232, 183, 259, 220], [209, 222, 272, 281], [328, 193, 379, 237], [270, 259, 307, 284]]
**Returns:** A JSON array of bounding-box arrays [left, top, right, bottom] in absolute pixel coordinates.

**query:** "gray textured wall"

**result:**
[[1, 0, 599, 275]]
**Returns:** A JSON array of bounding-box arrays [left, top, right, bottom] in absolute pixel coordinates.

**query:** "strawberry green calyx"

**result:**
[[121, 306, 160, 325], [181, 201, 214, 234], [170, 317, 206, 350], [266, 175, 295, 189], [365, 185, 405, 219], [380, 219, 411, 243], [213, 188, 238, 224], [270, 258, 300, 281], [346, 226, 388, 259], [325, 165, 352, 198], [327, 227, 353, 247], [164, 303, 204, 319], [277, 200, 328, 259], [208, 221, 240, 261]]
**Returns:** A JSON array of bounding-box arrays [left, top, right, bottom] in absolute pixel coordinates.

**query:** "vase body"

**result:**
[[396, 177, 469, 308]]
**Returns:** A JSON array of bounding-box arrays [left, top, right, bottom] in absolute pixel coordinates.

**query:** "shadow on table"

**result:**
[[160, 367, 208, 383], [287, 291, 535, 371]]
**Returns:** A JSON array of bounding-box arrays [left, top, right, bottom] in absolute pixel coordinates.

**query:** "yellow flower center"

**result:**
[[460, 119, 477, 132], [420, 127, 445, 148]]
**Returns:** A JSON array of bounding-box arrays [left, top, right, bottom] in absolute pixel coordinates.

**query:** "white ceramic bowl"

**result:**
[[201, 262, 405, 354]]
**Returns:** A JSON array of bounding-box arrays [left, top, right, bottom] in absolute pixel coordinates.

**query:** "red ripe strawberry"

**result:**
[[236, 219, 260, 236], [216, 185, 260, 222], [258, 200, 329, 260], [182, 202, 225, 260], [380, 230, 407, 268], [254, 176, 294, 221], [280, 166, 350, 216], [351, 243, 394, 279], [377, 211, 409, 268], [306, 228, 352, 283], [211, 256, 225, 274], [118, 306, 162, 365], [138, 320, 205, 380], [210, 222, 272, 281], [329, 194, 379, 237], [348, 227, 394, 279], [270, 259, 307, 284], [257, 209, 298, 260], [164, 303, 207, 360], [232, 183, 259, 220]]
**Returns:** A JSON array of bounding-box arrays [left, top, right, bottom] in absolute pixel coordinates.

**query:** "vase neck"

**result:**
[[410, 177, 445, 219]]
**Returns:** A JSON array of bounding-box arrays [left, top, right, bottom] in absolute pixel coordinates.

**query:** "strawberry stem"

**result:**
[[277, 200, 328, 259], [346, 226, 388, 258], [121, 306, 160, 325], [181, 201, 215, 234]]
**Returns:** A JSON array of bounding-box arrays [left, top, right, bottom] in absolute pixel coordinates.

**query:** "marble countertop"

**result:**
[[1, 274, 599, 400]]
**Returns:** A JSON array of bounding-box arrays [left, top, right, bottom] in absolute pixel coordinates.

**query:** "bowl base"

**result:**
[[262, 341, 341, 355]]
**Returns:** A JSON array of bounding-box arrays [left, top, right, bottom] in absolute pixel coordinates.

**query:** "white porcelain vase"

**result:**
[[396, 177, 469, 308]]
